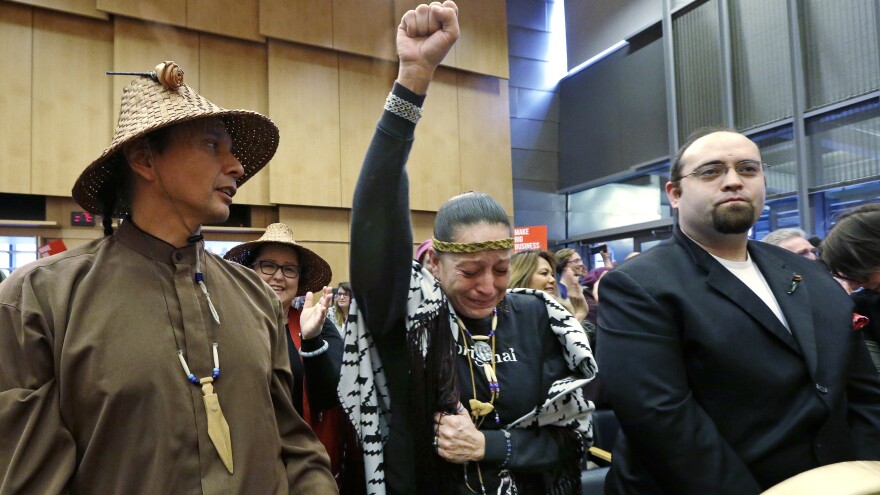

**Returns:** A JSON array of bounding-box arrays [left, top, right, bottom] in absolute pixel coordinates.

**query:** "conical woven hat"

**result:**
[[224, 223, 332, 296], [72, 61, 279, 216]]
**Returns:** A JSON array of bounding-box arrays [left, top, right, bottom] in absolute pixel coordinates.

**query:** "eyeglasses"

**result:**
[[336, 291, 350, 298], [837, 275, 880, 292], [252, 260, 300, 279], [680, 160, 769, 182], [569, 258, 584, 265]]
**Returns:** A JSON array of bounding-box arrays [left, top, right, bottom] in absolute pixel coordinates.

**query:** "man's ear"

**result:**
[[123, 138, 156, 182], [666, 181, 681, 209]]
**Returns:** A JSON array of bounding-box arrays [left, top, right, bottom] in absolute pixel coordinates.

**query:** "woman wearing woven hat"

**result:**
[[339, 3, 597, 495], [0, 62, 336, 493], [224, 223, 354, 486]]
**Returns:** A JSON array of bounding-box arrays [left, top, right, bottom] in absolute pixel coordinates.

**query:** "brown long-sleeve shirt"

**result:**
[[0, 220, 336, 494]]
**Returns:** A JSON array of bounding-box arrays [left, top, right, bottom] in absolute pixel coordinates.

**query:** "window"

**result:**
[[812, 180, 880, 237], [0, 236, 38, 276], [568, 164, 671, 237], [749, 125, 797, 198], [806, 99, 880, 189], [753, 196, 798, 241], [204, 241, 242, 259]]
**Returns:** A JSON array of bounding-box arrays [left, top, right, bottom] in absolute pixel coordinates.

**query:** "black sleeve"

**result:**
[[844, 324, 880, 459], [483, 427, 581, 471], [301, 317, 343, 411], [350, 83, 426, 339]]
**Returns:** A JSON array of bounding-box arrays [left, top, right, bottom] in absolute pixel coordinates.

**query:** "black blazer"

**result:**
[[597, 227, 880, 494]]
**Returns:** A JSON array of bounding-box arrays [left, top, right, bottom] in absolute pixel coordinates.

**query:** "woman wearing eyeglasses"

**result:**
[[329, 282, 352, 331], [224, 223, 352, 488]]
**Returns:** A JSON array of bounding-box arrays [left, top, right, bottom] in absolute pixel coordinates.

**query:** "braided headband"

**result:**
[[431, 237, 514, 253]]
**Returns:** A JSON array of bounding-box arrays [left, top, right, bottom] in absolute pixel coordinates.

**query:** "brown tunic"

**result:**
[[0, 220, 336, 494]]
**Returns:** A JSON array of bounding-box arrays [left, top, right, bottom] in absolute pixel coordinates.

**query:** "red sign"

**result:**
[[514, 225, 548, 252], [38, 239, 67, 258]]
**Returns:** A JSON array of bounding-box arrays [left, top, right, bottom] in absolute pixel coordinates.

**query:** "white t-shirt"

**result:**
[[712, 252, 791, 332]]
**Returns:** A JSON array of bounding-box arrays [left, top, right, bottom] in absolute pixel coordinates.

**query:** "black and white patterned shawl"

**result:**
[[338, 262, 598, 495]]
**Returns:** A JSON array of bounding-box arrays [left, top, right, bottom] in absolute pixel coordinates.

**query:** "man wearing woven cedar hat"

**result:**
[[0, 62, 336, 493]]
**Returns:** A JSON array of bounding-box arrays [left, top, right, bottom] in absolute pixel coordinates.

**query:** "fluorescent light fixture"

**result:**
[[546, 0, 569, 85], [564, 40, 629, 79]]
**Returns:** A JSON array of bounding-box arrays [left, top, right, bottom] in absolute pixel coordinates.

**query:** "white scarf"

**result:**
[[339, 262, 597, 495]]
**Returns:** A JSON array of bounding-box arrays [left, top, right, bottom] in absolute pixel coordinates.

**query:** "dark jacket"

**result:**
[[285, 313, 343, 416], [597, 227, 880, 494]]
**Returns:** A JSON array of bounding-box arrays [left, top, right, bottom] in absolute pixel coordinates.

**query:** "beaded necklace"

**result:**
[[457, 309, 501, 427], [456, 307, 500, 495], [172, 234, 222, 383], [146, 230, 233, 474]]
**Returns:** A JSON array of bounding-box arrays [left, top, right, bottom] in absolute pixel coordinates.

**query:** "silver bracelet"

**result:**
[[384, 92, 422, 124], [299, 339, 329, 358]]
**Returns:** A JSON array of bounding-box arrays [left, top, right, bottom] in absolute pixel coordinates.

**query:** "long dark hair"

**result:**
[[409, 301, 459, 493], [821, 203, 880, 281], [333, 281, 351, 327]]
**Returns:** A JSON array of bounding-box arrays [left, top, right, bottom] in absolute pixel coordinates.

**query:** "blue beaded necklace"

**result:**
[[172, 234, 222, 384], [456, 306, 501, 425], [145, 229, 232, 473]]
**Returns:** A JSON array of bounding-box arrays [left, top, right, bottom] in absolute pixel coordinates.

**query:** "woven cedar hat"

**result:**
[[224, 223, 332, 296], [72, 61, 279, 216]]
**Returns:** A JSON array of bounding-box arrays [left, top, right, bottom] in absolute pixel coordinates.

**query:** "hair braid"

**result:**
[[102, 197, 115, 236]]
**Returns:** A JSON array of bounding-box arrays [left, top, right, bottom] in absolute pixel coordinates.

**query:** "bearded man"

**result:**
[[596, 129, 880, 494]]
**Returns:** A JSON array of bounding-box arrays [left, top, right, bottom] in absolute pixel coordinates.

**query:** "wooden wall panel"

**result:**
[[393, 0, 457, 69], [268, 41, 341, 207], [187, 0, 263, 42], [332, 0, 395, 61], [412, 210, 436, 247], [457, 73, 513, 213], [277, 206, 350, 283], [259, 0, 332, 48], [456, 0, 509, 79], [407, 67, 461, 212], [31, 10, 112, 197], [0, 2, 32, 194], [301, 241, 349, 286], [7, 0, 108, 19], [0, 0, 514, 252], [112, 17, 200, 118], [278, 205, 349, 242], [97, 0, 182, 26], [249, 204, 278, 228], [199, 34, 269, 205], [338, 54, 397, 208]]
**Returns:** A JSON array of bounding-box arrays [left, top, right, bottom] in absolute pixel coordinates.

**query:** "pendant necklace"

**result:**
[[147, 231, 234, 474], [457, 307, 501, 495], [458, 308, 501, 423]]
